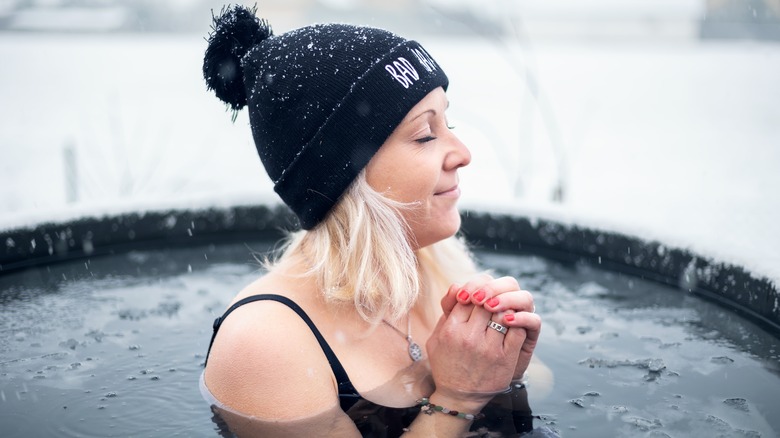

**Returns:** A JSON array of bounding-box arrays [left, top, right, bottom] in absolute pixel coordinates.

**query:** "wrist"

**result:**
[[419, 396, 486, 422], [427, 391, 489, 415]]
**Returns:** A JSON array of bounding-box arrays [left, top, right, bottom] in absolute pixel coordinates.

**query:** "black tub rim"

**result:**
[[1, 203, 778, 336]]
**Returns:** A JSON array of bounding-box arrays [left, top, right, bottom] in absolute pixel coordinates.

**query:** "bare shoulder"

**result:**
[[204, 280, 339, 419]]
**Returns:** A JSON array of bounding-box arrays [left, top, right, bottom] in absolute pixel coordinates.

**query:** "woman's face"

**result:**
[[366, 87, 471, 249]]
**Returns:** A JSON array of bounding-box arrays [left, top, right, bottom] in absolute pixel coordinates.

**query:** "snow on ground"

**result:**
[[0, 32, 778, 286]]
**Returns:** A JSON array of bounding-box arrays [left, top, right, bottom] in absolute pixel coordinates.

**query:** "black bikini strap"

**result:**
[[205, 294, 360, 406]]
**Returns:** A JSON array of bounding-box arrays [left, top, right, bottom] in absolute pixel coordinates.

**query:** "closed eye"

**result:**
[[415, 135, 437, 144]]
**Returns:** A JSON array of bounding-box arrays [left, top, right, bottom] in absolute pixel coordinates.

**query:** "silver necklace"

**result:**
[[383, 317, 423, 362]]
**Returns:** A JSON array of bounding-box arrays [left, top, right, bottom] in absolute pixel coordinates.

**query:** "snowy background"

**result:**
[[1, 0, 779, 287]]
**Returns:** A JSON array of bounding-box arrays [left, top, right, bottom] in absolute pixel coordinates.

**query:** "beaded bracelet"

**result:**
[[417, 397, 486, 421]]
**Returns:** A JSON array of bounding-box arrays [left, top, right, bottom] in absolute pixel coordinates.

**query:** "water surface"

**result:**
[[1, 240, 778, 437]]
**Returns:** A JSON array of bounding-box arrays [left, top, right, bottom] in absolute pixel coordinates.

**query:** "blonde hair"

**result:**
[[267, 171, 477, 324]]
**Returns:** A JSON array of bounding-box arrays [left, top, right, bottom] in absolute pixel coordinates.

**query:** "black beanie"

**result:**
[[203, 5, 449, 230]]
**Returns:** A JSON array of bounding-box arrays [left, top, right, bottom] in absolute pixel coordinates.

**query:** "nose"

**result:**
[[444, 131, 471, 171]]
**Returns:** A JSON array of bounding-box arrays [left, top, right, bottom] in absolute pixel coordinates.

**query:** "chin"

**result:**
[[415, 212, 461, 249]]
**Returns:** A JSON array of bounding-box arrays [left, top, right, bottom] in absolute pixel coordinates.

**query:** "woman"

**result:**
[[201, 5, 542, 437]]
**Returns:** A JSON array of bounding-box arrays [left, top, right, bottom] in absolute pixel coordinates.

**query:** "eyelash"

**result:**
[[415, 125, 456, 144]]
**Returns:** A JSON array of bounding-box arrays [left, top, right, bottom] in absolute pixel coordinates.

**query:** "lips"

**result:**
[[434, 185, 460, 196]]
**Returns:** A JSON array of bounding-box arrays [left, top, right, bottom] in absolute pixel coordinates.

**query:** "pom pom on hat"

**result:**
[[203, 5, 272, 110]]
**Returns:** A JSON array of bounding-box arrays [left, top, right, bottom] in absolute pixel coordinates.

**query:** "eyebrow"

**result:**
[[410, 109, 435, 123], [408, 101, 450, 123]]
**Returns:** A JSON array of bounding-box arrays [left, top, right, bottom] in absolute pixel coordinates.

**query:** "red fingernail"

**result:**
[[486, 297, 499, 308], [505, 313, 515, 322], [457, 290, 470, 301], [473, 290, 486, 302]]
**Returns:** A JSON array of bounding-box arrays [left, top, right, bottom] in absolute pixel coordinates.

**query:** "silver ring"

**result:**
[[532, 305, 536, 314], [487, 320, 508, 335]]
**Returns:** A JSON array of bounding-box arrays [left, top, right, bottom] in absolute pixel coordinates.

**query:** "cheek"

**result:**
[[366, 151, 406, 194], [400, 174, 437, 205], [369, 166, 434, 204]]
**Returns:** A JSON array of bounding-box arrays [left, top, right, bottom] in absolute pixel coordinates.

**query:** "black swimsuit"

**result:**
[[206, 293, 362, 411], [204, 294, 538, 437], [205, 294, 422, 437]]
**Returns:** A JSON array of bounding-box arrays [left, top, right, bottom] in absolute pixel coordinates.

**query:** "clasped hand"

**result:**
[[426, 274, 541, 407]]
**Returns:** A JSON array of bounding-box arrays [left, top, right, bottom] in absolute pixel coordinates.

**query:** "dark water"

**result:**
[[0, 240, 778, 437]]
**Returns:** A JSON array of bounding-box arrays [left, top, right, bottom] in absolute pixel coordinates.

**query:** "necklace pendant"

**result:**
[[408, 341, 423, 362]]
